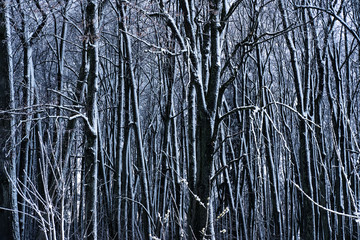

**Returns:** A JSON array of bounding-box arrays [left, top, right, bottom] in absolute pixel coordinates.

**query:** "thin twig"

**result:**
[[290, 179, 358, 219]]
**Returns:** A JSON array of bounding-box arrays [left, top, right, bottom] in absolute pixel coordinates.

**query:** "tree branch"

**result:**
[[295, 4, 360, 43], [290, 179, 359, 219]]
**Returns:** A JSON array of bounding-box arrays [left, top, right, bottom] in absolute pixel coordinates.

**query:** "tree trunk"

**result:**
[[84, 1, 99, 239], [118, 2, 152, 238], [0, 1, 20, 239]]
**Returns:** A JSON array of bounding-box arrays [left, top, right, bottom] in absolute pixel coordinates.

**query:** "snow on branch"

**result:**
[[291, 179, 359, 219], [295, 4, 360, 43]]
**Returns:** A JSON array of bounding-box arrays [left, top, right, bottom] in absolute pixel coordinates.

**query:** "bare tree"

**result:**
[[0, 1, 19, 239], [2, 0, 360, 239]]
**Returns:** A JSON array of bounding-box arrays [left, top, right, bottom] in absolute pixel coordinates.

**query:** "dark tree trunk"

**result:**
[[0, 0, 19, 239]]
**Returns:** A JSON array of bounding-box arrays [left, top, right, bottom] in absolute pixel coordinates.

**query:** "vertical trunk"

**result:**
[[157, 51, 176, 238], [309, 8, 332, 238], [257, 46, 282, 239], [219, 123, 238, 239], [62, 39, 88, 240], [19, 34, 34, 240], [187, 84, 197, 192], [171, 107, 184, 239], [55, 4, 71, 238], [121, 75, 131, 239], [97, 119, 112, 237], [53, 0, 70, 163], [190, 113, 215, 239], [0, 0, 20, 238], [180, 0, 223, 238], [84, 1, 99, 239], [184, 0, 222, 237], [118, 2, 152, 238], [33, 94, 51, 239], [16, 1, 47, 237], [114, 20, 124, 240], [278, 1, 314, 238]]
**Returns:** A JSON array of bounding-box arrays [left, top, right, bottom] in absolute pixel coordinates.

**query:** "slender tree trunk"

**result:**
[[114, 19, 124, 240], [278, 1, 315, 238], [257, 46, 283, 239], [0, 1, 20, 238], [84, 1, 99, 239], [19, 33, 34, 240], [118, 2, 152, 238]]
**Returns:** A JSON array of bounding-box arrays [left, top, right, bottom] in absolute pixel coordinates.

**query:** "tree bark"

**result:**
[[84, 1, 100, 239], [0, 1, 20, 239], [118, 2, 152, 238]]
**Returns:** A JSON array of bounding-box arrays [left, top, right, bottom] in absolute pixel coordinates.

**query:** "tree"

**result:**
[[2, 0, 360, 239], [0, 0, 19, 239], [83, 1, 100, 239]]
